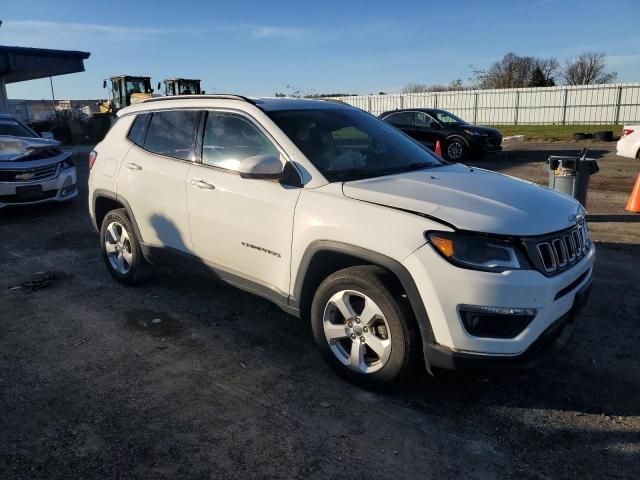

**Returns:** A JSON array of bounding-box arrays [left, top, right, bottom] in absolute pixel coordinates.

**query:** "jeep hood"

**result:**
[[342, 163, 583, 236]]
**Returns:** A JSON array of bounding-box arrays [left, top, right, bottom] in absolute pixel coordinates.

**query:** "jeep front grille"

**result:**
[[530, 222, 591, 275]]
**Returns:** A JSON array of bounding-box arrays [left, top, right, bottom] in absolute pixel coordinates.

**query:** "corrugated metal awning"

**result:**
[[0, 45, 90, 83]]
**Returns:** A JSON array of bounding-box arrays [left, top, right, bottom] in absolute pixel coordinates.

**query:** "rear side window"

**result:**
[[143, 110, 200, 160], [385, 111, 415, 127], [127, 113, 150, 146]]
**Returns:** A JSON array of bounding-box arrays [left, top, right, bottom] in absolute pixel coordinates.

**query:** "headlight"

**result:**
[[426, 231, 530, 272], [463, 129, 484, 136]]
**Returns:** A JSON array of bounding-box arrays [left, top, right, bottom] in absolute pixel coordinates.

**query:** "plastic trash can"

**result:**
[[547, 148, 599, 207]]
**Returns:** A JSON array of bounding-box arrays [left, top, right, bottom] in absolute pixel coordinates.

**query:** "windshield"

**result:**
[[267, 108, 443, 182], [431, 110, 467, 125], [126, 78, 149, 94], [0, 119, 38, 138], [179, 81, 199, 94]]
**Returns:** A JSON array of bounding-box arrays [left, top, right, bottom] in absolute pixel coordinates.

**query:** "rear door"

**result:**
[[117, 109, 200, 252], [186, 110, 301, 297]]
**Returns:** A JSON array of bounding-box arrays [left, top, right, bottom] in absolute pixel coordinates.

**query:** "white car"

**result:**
[[88, 95, 594, 387], [616, 125, 640, 160], [0, 114, 77, 207]]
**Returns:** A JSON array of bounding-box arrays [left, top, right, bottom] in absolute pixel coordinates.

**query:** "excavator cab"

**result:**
[[161, 78, 203, 96], [101, 76, 153, 112]]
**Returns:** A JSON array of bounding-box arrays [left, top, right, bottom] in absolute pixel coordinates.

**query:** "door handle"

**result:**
[[190, 178, 215, 190], [125, 162, 142, 170]]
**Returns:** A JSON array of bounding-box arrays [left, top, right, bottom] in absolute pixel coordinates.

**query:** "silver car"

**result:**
[[0, 114, 77, 207]]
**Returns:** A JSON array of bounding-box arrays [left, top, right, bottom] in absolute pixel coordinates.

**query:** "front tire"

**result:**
[[310, 266, 419, 388], [100, 208, 147, 284], [444, 137, 468, 161]]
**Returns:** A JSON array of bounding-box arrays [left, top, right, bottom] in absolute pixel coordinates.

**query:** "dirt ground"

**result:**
[[1, 142, 639, 479]]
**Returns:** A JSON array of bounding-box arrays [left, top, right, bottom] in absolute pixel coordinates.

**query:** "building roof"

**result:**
[[0, 45, 90, 83]]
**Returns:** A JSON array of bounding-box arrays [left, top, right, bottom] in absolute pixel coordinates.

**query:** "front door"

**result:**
[[186, 110, 301, 297], [414, 112, 440, 149]]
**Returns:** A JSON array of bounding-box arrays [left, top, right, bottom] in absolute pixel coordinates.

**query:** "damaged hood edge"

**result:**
[[0, 135, 62, 162]]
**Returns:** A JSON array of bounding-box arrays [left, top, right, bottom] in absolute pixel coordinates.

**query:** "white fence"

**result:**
[[329, 83, 640, 125]]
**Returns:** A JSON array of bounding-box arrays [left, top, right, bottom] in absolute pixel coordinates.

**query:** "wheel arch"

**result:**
[[92, 189, 144, 244], [444, 134, 470, 149], [293, 240, 436, 371]]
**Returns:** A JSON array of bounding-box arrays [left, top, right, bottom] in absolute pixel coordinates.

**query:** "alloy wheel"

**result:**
[[322, 290, 392, 374], [447, 141, 464, 160], [104, 221, 133, 275]]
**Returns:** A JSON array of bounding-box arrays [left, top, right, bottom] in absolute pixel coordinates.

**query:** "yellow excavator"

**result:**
[[99, 75, 155, 113], [160, 78, 203, 96]]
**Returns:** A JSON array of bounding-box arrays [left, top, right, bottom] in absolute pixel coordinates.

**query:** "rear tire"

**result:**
[[310, 266, 419, 389], [100, 208, 148, 284]]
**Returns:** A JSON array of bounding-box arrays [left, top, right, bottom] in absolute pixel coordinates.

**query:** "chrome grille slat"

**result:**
[[0, 163, 60, 183], [533, 221, 591, 276]]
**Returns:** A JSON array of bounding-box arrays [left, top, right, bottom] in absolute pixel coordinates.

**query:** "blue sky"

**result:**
[[2, 0, 640, 100]]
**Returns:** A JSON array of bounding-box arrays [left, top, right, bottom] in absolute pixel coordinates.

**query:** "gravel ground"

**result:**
[[1, 142, 638, 479]]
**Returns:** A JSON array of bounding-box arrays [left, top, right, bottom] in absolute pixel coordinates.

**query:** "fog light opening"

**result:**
[[459, 304, 536, 339], [60, 185, 77, 197]]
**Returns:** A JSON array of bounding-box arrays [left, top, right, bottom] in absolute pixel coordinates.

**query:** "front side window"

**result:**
[[143, 110, 200, 160], [415, 112, 436, 128], [202, 112, 278, 171], [268, 108, 443, 182], [431, 110, 466, 125]]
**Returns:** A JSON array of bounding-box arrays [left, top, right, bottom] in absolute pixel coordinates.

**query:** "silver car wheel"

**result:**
[[447, 141, 464, 160], [322, 290, 392, 374], [104, 221, 133, 275]]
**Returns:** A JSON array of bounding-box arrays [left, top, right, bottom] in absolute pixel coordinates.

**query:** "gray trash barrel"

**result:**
[[547, 149, 599, 207]]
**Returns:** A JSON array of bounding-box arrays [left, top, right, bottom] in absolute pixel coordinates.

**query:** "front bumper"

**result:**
[[469, 137, 502, 154], [0, 166, 77, 207], [425, 280, 591, 371], [403, 240, 595, 370]]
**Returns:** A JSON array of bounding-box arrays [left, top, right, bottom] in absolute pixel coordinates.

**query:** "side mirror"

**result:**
[[103, 80, 107, 89], [238, 155, 285, 180], [41, 131, 55, 140]]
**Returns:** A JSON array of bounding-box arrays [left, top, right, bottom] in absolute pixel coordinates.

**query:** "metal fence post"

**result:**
[[367, 95, 372, 113], [399, 94, 404, 109], [433, 93, 438, 109], [514, 91, 520, 125], [473, 92, 478, 124], [561, 88, 568, 125], [614, 86, 623, 124]]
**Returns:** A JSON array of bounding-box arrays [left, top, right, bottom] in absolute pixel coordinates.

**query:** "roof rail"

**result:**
[[142, 94, 258, 105], [319, 98, 349, 105]]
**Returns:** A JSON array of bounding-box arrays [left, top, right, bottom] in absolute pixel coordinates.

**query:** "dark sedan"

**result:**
[[379, 108, 502, 161]]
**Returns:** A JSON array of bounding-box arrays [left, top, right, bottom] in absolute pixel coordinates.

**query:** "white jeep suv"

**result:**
[[88, 95, 594, 387]]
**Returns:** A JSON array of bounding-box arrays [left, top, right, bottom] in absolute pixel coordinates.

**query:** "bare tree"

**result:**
[[562, 52, 617, 85], [472, 53, 559, 89], [402, 80, 466, 93], [401, 83, 431, 94]]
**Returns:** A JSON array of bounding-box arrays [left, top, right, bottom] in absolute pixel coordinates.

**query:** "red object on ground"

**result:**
[[434, 140, 442, 157], [625, 173, 640, 213]]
